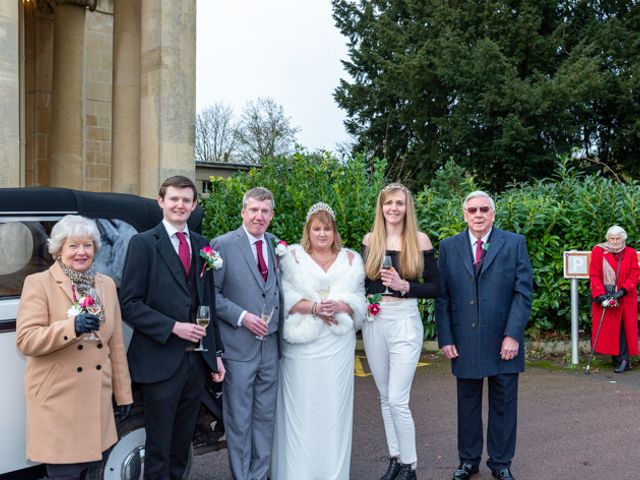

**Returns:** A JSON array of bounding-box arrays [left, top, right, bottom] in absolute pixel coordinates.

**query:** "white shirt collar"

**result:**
[[242, 225, 264, 244], [162, 219, 190, 239], [468, 228, 491, 247]]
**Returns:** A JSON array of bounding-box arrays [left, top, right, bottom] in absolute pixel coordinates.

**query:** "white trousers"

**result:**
[[363, 299, 423, 465]]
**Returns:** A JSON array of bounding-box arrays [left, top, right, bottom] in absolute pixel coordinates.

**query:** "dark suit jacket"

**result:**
[[435, 228, 533, 379], [120, 223, 222, 383]]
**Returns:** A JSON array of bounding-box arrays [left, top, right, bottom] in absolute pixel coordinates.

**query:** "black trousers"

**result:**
[[141, 352, 207, 480], [456, 373, 519, 470], [612, 326, 629, 365]]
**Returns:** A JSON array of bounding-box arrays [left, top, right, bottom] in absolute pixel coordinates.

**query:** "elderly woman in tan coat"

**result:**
[[16, 215, 132, 480]]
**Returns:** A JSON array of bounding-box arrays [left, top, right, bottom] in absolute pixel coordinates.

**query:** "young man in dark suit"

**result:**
[[436, 191, 533, 480], [120, 176, 225, 480]]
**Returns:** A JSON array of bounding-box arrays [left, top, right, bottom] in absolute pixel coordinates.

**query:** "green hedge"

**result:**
[[201, 152, 640, 339]]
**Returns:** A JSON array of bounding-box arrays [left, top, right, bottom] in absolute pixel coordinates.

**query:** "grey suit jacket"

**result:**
[[435, 228, 533, 379], [211, 227, 285, 361]]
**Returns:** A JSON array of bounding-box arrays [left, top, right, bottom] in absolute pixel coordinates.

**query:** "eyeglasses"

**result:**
[[466, 206, 491, 214]]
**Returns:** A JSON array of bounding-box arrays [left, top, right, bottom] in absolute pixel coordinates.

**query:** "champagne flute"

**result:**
[[85, 287, 102, 341], [194, 305, 210, 352], [319, 282, 331, 301], [256, 303, 275, 340], [381, 255, 393, 295]]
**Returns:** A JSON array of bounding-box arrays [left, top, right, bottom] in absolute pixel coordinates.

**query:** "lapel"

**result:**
[[153, 223, 189, 295], [51, 261, 76, 304], [191, 233, 205, 302], [478, 228, 505, 276], [264, 233, 278, 289], [453, 231, 475, 278], [236, 227, 266, 289]]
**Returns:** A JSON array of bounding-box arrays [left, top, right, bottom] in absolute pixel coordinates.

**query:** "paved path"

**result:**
[[191, 354, 640, 479]]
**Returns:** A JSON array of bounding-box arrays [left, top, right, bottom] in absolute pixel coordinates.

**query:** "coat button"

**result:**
[[472, 322, 477, 328], [470, 300, 475, 305], [261, 293, 265, 297], [77, 367, 83, 373], [77, 344, 83, 350], [97, 343, 103, 349], [96, 365, 102, 370], [64, 336, 68, 341]]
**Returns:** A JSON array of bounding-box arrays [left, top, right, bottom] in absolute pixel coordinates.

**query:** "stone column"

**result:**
[[0, 1, 21, 187], [139, 0, 196, 198], [50, 3, 86, 189], [111, 0, 141, 194]]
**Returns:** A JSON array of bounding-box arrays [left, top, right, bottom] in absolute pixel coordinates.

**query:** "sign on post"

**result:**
[[563, 251, 591, 279]]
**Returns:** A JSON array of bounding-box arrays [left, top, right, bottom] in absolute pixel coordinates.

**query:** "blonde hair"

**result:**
[[364, 183, 423, 280], [301, 210, 342, 254]]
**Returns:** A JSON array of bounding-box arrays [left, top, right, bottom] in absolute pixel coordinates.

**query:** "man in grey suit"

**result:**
[[436, 191, 533, 480], [211, 187, 284, 480]]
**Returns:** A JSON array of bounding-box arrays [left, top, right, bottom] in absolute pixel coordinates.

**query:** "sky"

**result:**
[[196, 0, 353, 153]]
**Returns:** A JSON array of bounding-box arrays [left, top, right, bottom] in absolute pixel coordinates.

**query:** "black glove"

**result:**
[[114, 404, 133, 422], [593, 295, 607, 304], [611, 288, 626, 300], [74, 313, 100, 336]]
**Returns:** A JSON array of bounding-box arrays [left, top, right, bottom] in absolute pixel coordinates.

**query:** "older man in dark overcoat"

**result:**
[[436, 191, 533, 480]]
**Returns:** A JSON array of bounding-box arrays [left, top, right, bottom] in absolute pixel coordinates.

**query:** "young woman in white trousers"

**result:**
[[362, 183, 440, 480]]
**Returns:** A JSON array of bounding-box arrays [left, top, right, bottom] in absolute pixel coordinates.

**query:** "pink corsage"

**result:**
[[367, 293, 382, 321], [199, 246, 223, 278]]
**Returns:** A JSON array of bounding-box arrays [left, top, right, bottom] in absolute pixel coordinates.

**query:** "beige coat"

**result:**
[[16, 262, 132, 464]]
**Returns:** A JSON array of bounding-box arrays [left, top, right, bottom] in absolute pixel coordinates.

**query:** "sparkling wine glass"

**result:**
[[194, 305, 210, 352], [319, 281, 331, 301], [85, 287, 102, 341], [256, 303, 275, 340], [381, 255, 393, 295]]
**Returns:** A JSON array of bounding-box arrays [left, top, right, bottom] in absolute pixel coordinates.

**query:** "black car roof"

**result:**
[[0, 187, 203, 234]]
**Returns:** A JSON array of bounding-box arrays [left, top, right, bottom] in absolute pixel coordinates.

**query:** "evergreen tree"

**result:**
[[332, 0, 640, 190]]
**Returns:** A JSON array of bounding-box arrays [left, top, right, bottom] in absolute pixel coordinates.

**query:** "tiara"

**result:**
[[306, 202, 335, 222], [381, 182, 408, 194]]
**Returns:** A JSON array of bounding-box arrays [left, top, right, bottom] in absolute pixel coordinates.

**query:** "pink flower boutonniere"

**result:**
[[367, 293, 382, 321], [272, 237, 288, 271], [199, 246, 223, 278], [273, 237, 288, 256]]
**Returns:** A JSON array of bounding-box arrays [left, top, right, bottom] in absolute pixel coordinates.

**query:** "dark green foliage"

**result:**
[[201, 151, 386, 248], [332, 0, 640, 191]]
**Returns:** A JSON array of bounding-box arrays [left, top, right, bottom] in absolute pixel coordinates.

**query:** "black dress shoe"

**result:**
[[394, 463, 417, 480], [614, 359, 629, 373], [380, 456, 401, 480], [491, 467, 515, 480], [452, 462, 479, 480]]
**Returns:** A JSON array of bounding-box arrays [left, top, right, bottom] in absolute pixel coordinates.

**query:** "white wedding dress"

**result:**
[[270, 246, 366, 480]]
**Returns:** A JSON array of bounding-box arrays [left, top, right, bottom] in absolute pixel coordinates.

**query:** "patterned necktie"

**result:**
[[176, 231, 191, 274], [474, 239, 484, 269], [255, 239, 268, 281]]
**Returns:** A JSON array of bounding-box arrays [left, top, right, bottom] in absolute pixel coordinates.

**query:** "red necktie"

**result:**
[[475, 239, 484, 269], [176, 231, 191, 274], [255, 239, 268, 281]]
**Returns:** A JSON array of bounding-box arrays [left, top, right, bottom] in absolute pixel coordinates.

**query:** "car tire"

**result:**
[[85, 411, 193, 480]]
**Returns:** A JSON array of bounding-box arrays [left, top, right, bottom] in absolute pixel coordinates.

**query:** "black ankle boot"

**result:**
[[394, 463, 417, 480], [381, 457, 401, 480], [614, 359, 629, 373]]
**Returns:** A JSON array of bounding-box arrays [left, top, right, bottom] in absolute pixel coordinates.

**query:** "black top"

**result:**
[[362, 247, 439, 299]]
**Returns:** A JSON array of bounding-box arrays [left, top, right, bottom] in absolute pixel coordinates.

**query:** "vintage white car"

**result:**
[[0, 188, 224, 479]]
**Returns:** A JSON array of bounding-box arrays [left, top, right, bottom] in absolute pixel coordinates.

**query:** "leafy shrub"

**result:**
[[201, 151, 640, 339]]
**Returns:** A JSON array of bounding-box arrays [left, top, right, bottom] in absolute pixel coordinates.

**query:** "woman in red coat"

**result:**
[[589, 225, 640, 373]]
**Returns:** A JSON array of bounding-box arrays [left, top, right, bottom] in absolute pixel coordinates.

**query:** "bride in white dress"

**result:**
[[270, 202, 366, 480]]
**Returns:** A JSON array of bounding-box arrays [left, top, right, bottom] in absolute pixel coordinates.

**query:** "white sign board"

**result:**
[[563, 251, 591, 279]]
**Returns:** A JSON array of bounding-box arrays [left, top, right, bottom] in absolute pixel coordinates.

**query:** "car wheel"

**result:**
[[85, 411, 192, 480]]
